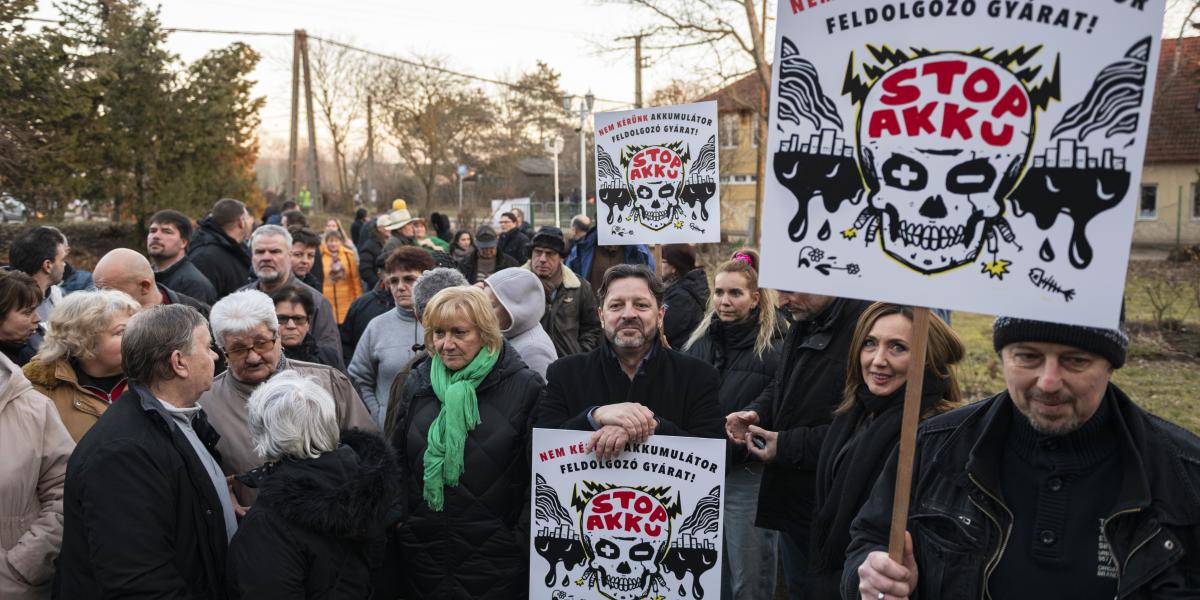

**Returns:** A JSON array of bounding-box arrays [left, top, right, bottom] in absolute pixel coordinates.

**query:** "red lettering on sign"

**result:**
[[963, 68, 1000, 103], [591, 493, 612, 513], [981, 121, 1013, 146], [880, 67, 919, 106], [940, 103, 977, 140], [991, 85, 1029, 119], [902, 103, 937, 136], [868, 109, 902, 138], [922, 60, 968, 95]]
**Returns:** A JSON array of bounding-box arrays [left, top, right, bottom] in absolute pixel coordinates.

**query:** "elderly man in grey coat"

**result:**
[[199, 290, 375, 508]]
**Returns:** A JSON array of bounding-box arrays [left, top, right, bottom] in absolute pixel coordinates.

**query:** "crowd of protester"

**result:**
[[0, 194, 1196, 600]]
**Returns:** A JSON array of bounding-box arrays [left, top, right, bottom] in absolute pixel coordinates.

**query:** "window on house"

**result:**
[[751, 112, 761, 147], [1140, 184, 1157, 220], [720, 114, 740, 148], [1192, 183, 1200, 220]]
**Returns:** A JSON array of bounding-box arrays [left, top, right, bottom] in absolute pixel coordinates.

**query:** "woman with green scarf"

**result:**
[[391, 285, 543, 599]]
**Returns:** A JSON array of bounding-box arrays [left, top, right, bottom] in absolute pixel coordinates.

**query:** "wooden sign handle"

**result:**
[[888, 306, 931, 563]]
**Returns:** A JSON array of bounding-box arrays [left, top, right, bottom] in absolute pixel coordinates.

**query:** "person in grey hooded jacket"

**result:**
[[480, 268, 556, 378]]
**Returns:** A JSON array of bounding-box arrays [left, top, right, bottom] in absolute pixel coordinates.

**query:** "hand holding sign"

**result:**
[[593, 402, 656, 443], [588, 425, 629, 461]]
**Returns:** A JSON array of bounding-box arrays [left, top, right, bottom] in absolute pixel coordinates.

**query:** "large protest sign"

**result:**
[[594, 101, 720, 245], [529, 428, 724, 600], [759, 0, 1165, 328]]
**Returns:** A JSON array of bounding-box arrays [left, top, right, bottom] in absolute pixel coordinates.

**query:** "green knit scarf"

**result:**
[[422, 346, 499, 511]]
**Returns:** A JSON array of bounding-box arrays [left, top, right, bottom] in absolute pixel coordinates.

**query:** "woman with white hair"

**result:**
[[393, 286, 542, 599], [226, 371, 400, 599], [199, 289, 376, 507], [22, 290, 140, 441]]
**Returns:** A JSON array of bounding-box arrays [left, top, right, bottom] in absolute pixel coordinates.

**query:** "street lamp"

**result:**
[[456, 164, 468, 212], [564, 92, 596, 220], [543, 135, 564, 228]]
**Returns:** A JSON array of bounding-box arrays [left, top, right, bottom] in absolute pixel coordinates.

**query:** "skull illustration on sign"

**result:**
[[580, 487, 672, 600], [857, 53, 1033, 274], [623, 143, 688, 231]]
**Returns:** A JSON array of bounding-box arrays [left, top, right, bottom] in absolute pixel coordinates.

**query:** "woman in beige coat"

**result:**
[[0, 353, 74, 599]]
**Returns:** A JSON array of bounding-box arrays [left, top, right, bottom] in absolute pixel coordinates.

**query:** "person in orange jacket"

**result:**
[[320, 228, 362, 324]]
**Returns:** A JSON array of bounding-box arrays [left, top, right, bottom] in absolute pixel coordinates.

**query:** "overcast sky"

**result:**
[[30, 1, 1189, 158], [33, 0, 723, 156]]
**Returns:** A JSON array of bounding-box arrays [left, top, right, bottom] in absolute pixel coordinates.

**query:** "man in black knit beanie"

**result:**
[[843, 316, 1200, 600]]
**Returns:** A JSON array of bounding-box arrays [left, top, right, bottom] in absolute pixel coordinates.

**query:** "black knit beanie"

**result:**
[[662, 244, 696, 274], [992, 316, 1128, 369]]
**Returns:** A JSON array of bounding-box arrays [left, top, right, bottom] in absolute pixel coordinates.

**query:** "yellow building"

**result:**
[[701, 75, 763, 240], [1138, 37, 1200, 247]]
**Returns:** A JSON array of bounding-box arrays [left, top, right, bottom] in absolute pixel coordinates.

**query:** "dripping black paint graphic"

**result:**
[[1009, 37, 1147, 270]]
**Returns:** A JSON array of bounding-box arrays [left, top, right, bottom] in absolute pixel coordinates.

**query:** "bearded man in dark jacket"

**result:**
[[55, 305, 235, 599], [724, 292, 869, 599], [534, 264, 723, 459], [189, 198, 254, 299], [847, 317, 1200, 600]]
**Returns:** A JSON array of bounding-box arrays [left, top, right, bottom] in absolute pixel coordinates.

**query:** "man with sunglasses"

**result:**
[[198, 289, 376, 509]]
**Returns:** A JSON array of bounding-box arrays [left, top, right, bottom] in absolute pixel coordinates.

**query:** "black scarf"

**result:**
[[809, 372, 949, 577]]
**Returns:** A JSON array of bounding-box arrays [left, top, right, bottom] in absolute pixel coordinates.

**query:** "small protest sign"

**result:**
[[759, 0, 1165, 329], [593, 101, 721, 245], [529, 428, 725, 600]]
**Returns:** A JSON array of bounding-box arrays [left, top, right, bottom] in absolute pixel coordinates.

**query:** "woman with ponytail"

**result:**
[[683, 249, 787, 599], [391, 286, 543, 599]]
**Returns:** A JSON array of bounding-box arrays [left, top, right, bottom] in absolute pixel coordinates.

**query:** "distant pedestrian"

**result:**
[[496, 212, 529, 263], [320, 229, 362, 325], [457, 225, 518, 283]]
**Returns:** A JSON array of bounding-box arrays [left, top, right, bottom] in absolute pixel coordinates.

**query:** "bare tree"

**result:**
[[377, 59, 494, 212], [613, 0, 773, 242], [310, 37, 367, 211]]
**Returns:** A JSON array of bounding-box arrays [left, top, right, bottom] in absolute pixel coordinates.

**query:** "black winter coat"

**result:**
[[285, 332, 348, 375], [156, 256, 218, 305], [684, 310, 784, 462], [339, 287, 394, 364], [188, 217, 251, 299], [663, 268, 709, 349], [456, 250, 519, 283], [498, 230, 530, 263], [54, 383, 230, 599], [391, 341, 543, 599], [357, 234, 383, 292], [533, 340, 724, 439], [227, 430, 402, 600], [744, 298, 869, 539], [843, 385, 1200, 599]]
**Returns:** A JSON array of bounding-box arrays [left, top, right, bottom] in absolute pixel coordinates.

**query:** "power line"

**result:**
[[14, 15, 633, 107]]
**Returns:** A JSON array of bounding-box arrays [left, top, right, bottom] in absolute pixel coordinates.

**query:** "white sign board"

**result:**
[[594, 101, 721, 245], [529, 428, 725, 600], [760, 0, 1165, 328]]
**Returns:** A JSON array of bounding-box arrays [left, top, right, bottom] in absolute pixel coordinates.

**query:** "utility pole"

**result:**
[[366, 95, 376, 209], [298, 30, 323, 212], [287, 30, 301, 200], [634, 34, 644, 108], [618, 33, 649, 108]]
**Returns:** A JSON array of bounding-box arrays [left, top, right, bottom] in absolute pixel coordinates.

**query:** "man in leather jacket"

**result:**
[[846, 317, 1200, 599]]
